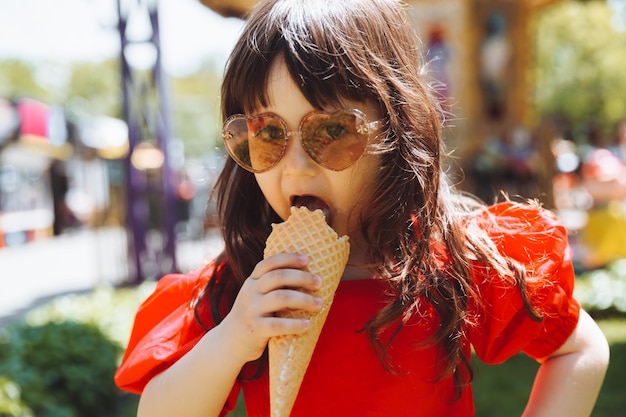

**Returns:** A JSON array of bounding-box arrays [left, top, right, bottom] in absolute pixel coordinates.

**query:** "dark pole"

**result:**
[[117, 0, 178, 284], [148, 5, 178, 276]]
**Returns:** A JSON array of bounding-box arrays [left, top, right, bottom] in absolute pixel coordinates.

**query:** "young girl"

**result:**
[[115, 0, 609, 416]]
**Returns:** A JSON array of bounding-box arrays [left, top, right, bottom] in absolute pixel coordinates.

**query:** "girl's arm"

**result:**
[[136, 253, 322, 417], [522, 309, 609, 417]]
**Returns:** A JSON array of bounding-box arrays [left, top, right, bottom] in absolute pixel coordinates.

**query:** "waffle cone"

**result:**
[[264, 206, 350, 417]]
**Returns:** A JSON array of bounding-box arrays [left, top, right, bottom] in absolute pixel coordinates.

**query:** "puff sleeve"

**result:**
[[468, 202, 580, 365], [114, 261, 240, 416]]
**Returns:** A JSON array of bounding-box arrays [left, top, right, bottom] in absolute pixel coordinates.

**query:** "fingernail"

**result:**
[[298, 254, 308, 263], [313, 275, 322, 287], [314, 297, 323, 306]]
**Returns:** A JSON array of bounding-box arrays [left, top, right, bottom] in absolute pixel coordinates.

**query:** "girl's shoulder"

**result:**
[[465, 201, 580, 363], [473, 200, 563, 232], [471, 200, 571, 271]]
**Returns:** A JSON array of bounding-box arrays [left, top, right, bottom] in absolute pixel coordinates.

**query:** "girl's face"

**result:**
[[253, 58, 382, 239]]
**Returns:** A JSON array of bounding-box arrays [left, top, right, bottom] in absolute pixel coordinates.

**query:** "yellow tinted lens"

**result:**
[[301, 111, 368, 171], [223, 115, 286, 172]]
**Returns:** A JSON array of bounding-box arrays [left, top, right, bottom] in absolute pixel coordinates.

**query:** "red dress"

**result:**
[[115, 202, 580, 416]]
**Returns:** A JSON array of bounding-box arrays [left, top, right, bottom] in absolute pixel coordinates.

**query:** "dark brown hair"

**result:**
[[197, 0, 539, 396]]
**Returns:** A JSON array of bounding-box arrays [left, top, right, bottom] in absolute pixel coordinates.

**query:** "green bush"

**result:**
[[0, 321, 122, 417], [0, 377, 32, 417], [25, 283, 156, 349], [575, 259, 626, 317], [11, 284, 155, 417]]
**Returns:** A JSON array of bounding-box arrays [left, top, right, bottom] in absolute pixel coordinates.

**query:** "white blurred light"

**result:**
[[609, 0, 626, 32], [131, 142, 164, 170]]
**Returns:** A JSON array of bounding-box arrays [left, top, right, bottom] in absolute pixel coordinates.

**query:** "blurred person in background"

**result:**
[[578, 121, 626, 269], [608, 119, 626, 163]]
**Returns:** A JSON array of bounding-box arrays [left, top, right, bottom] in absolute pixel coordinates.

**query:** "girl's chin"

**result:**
[[330, 220, 352, 238]]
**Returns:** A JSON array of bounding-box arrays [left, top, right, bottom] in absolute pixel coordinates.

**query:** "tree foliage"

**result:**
[[534, 1, 626, 132], [0, 59, 122, 120], [65, 59, 122, 119], [0, 56, 224, 158], [0, 60, 52, 102], [171, 60, 224, 157]]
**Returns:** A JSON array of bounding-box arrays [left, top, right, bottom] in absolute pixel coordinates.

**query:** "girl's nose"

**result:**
[[282, 133, 317, 176]]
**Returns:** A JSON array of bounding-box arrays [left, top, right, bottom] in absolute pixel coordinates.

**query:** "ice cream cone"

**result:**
[[264, 206, 350, 417]]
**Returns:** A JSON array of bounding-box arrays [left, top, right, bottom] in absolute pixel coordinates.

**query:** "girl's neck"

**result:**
[[342, 264, 375, 281], [341, 234, 376, 281]]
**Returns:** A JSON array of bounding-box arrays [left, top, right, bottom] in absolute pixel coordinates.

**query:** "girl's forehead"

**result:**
[[260, 60, 319, 109], [243, 53, 380, 122], [266, 57, 294, 90]]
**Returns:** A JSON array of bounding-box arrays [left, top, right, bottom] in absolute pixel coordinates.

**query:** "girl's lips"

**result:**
[[291, 195, 332, 225]]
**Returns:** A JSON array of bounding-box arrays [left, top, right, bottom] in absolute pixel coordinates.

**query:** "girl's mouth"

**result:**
[[291, 195, 332, 226]]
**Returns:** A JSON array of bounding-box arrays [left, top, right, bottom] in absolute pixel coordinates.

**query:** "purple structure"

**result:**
[[117, 0, 177, 284]]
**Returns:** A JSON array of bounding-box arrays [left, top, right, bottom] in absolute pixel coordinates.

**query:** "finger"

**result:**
[[261, 288, 323, 314], [256, 268, 322, 294], [258, 316, 313, 337], [250, 253, 308, 279]]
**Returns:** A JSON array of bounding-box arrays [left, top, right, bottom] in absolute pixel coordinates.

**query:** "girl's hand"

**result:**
[[218, 253, 323, 364]]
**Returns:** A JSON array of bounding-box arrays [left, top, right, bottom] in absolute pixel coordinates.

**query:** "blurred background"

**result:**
[[0, 0, 625, 416]]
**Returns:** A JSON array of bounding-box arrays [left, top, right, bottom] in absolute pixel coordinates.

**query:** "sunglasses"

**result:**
[[222, 108, 382, 173]]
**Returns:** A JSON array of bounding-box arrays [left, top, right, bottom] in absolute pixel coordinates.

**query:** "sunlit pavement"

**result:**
[[0, 227, 224, 324]]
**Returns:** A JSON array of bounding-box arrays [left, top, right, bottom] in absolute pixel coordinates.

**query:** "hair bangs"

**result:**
[[220, 34, 282, 116], [279, 2, 377, 108], [282, 35, 371, 110]]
